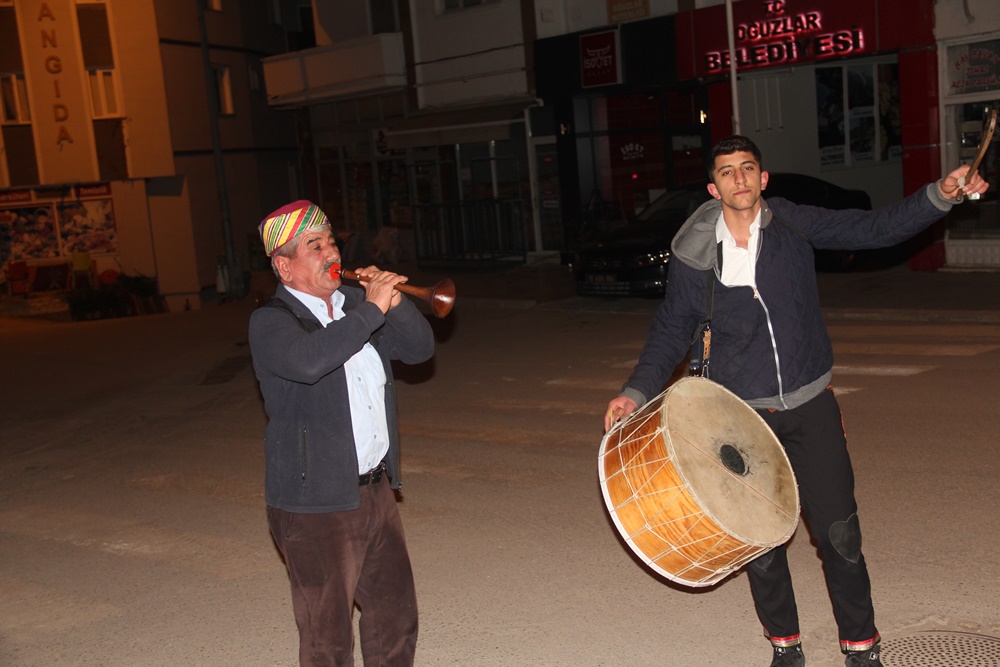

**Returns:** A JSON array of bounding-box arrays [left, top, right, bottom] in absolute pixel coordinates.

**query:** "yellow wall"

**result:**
[[112, 0, 175, 178], [146, 175, 201, 312]]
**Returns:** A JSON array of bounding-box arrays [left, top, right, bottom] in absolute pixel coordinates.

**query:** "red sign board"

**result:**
[[76, 183, 112, 198], [0, 189, 32, 205], [679, 0, 876, 79], [580, 30, 622, 88]]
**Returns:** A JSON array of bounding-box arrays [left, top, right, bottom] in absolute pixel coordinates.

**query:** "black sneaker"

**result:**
[[844, 643, 882, 666], [770, 644, 805, 667]]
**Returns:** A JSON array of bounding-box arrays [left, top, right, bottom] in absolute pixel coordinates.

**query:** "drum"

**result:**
[[598, 376, 799, 587]]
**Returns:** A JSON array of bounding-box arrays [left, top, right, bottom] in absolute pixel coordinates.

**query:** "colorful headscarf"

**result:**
[[258, 200, 329, 256]]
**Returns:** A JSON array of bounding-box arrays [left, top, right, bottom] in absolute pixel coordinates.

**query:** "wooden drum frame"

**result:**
[[598, 377, 800, 587]]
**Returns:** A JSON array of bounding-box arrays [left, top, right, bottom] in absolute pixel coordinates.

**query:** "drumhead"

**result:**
[[662, 377, 798, 546]]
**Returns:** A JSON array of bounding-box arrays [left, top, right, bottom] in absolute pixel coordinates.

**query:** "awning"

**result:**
[[384, 101, 531, 149]]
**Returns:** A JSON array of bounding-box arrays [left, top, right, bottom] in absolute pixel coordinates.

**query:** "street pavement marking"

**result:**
[[834, 343, 1000, 356], [832, 364, 935, 376]]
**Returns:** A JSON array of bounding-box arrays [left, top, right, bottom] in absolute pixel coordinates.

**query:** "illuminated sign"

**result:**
[[608, 0, 649, 24], [620, 142, 645, 161], [702, 0, 867, 74], [580, 30, 622, 88], [16, 0, 100, 183]]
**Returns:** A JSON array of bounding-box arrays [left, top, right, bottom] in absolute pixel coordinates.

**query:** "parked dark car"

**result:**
[[573, 173, 874, 297]]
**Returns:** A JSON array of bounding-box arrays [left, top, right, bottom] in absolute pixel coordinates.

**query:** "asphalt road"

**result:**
[[2, 268, 1000, 667]]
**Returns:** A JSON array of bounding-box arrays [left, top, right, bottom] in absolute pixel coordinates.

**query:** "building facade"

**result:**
[[533, 0, 998, 267], [262, 0, 551, 265], [1, 0, 301, 310], [935, 0, 1000, 266]]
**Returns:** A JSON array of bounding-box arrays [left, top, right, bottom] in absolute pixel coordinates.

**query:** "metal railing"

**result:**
[[412, 198, 528, 264]]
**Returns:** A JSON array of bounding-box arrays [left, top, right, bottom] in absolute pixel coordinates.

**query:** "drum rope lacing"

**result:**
[[605, 414, 787, 583]]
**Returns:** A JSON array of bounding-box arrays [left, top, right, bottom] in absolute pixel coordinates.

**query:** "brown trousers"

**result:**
[[267, 477, 418, 667]]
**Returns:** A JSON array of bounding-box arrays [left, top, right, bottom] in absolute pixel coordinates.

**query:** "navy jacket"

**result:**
[[249, 284, 434, 512], [621, 182, 957, 411]]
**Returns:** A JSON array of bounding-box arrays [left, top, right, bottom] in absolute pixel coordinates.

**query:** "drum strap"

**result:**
[[688, 251, 718, 377]]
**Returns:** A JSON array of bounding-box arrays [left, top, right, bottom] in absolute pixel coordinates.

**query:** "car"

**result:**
[[573, 173, 875, 297]]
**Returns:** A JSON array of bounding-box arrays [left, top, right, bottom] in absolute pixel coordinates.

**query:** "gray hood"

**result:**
[[670, 197, 776, 271]]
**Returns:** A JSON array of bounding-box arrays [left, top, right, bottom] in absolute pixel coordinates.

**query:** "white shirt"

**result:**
[[716, 210, 762, 288], [286, 287, 390, 474]]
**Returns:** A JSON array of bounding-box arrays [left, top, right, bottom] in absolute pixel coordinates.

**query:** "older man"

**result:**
[[249, 200, 434, 666]]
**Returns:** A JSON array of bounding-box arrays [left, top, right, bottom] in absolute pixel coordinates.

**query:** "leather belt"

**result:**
[[359, 462, 386, 486]]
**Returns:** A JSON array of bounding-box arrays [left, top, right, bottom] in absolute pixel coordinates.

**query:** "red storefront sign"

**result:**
[[580, 30, 621, 88], [678, 0, 876, 78], [75, 183, 112, 198], [0, 189, 32, 204]]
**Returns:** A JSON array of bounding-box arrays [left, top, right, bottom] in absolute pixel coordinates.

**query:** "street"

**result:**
[[1, 294, 999, 667]]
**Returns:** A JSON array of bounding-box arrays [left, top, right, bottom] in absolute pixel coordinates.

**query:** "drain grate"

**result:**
[[881, 631, 1000, 666]]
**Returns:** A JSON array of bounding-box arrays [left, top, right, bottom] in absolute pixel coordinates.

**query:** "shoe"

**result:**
[[770, 644, 805, 667], [844, 644, 882, 666]]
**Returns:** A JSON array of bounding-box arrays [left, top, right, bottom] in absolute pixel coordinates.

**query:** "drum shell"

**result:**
[[599, 377, 799, 587]]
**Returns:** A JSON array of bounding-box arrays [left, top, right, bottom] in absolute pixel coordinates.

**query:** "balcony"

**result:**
[[262, 33, 406, 107]]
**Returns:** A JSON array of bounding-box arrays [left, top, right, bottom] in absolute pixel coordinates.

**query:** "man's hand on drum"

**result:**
[[604, 396, 637, 432]]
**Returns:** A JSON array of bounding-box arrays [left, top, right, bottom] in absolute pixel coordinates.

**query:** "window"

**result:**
[[75, 1, 121, 118], [87, 68, 120, 118], [267, 0, 282, 24], [371, 0, 398, 33], [444, 0, 499, 10], [214, 64, 234, 115], [815, 61, 900, 167], [1, 73, 30, 124]]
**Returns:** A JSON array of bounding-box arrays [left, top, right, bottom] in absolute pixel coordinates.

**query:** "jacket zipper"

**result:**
[[753, 231, 788, 409]]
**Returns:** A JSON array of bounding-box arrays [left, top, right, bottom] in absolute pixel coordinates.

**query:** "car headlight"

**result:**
[[633, 250, 671, 267]]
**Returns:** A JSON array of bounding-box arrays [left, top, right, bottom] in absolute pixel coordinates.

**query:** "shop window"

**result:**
[[1, 73, 31, 124], [815, 62, 900, 168]]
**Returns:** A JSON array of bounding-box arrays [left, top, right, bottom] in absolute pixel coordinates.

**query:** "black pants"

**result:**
[[749, 387, 879, 652], [268, 476, 418, 667]]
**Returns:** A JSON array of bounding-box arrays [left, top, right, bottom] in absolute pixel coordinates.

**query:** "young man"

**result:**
[[605, 136, 988, 666], [249, 201, 434, 666]]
